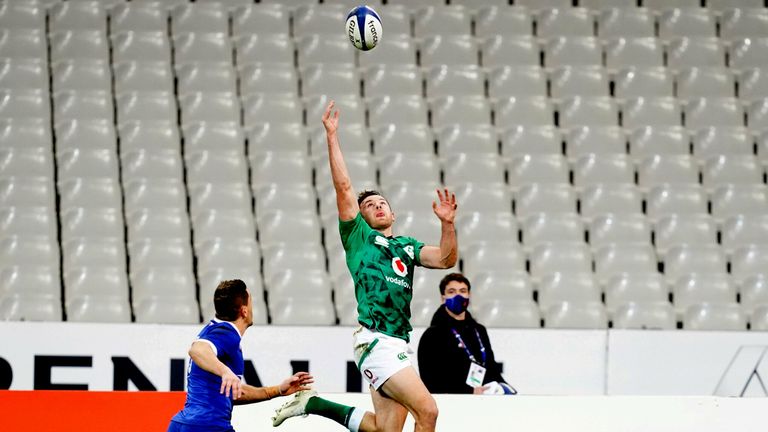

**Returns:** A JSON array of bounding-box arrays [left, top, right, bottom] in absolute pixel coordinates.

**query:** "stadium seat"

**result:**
[[658, 8, 716, 41], [232, 4, 290, 37], [191, 185, 250, 217], [751, 304, 768, 331], [176, 64, 237, 95], [135, 295, 200, 324], [722, 215, 768, 254], [0, 236, 58, 270], [572, 154, 634, 189], [645, 185, 708, 221], [589, 214, 651, 249], [426, 65, 484, 98], [301, 64, 361, 99], [250, 150, 313, 186], [473, 298, 541, 328], [667, 37, 725, 70], [677, 68, 735, 99], [672, 274, 737, 316], [108, 61, 173, 94], [50, 30, 110, 63], [111, 31, 172, 64], [0, 293, 61, 322], [598, 8, 655, 39], [628, 126, 689, 159], [461, 240, 525, 277], [719, 9, 768, 41], [488, 66, 547, 98], [685, 97, 744, 128], [711, 185, 768, 222], [369, 124, 430, 157], [604, 273, 668, 314], [452, 183, 511, 213], [54, 90, 113, 122], [185, 150, 248, 186], [0, 2, 45, 31], [654, 215, 719, 255], [430, 95, 492, 127], [500, 125, 561, 157], [121, 149, 183, 183], [420, 35, 479, 67], [543, 301, 608, 329], [262, 243, 326, 282], [250, 123, 308, 155], [60, 207, 122, 242], [55, 119, 116, 152], [435, 124, 496, 157], [62, 237, 125, 270], [637, 155, 699, 189], [118, 121, 180, 152], [266, 269, 333, 303], [59, 177, 122, 210], [196, 238, 261, 270], [110, 3, 168, 33], [116, 91, 177, 123], [253, 183, 316, 214], [516, 0, 571, 10], [363, 64, 423, 98], [0, 118, 52, 149], [521, 213, 585, 250], [126, 208, 190, 242], [368, 95, 429, 126], [508, 154, 569, 188], [0, 29, 47, 61], [173, 33, 233, 64], [395, 211, 442, 246], [474, 6, 532, 38], [747, 98, 768, 131], [614, 67, 675, 99], [702, 155, 763, 190], [298, 34, 355, 67], [0, 177, 54, 208], [130, 267, 196, 304], [514, 183, 577, 218], [66, 294, 131, 323], [481, 36, 540, 68], [457, 213, 520, 246], [414, 6, 472, 38], [442, 153, 504, 185], [468, 271, 533, 306], [594, 243, 658, 283], [550, 67, 610, 100], [51, 60, 110, 93], [611, 302, 676, 330], [707, 0, 764, 11], [664, 244, 727, 283], [692, 127, 752, 158], [192, 209, 256, 243], [257, 210, 321, 246], [643, 0, 699, 10], [545, 37, 603, 68], [580, 184, 644, 220], [293, 5, 351, 37], [235, 34, 294, 66], [538, 272, 602, 311], [171, 3, 228, 34], [536, 8, 594, 38], [683, 303, 747, 331], [0, 148, 53, 179], [63, 266, 128, 300], [128, 238, 193, 270], [731, 246, 768, 285], [529, 242, 592, 280], [125, 178, 186, 213], [605, 38, 664, 70], [494, 96, 555, 126], [410, 297, 442, 327], [622, 97, 682, 128], [358, 34, 417, 67], [738, 68, 768, 101]]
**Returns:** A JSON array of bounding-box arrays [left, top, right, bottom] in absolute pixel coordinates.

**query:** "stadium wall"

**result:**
[[1, 322, 768, 396], [0, 390, 764, 432]]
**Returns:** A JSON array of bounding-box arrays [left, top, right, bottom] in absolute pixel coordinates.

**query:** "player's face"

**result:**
[[359, 195, 395, 229], [442, 281, 470, 302], [245, 290, 254, 327]]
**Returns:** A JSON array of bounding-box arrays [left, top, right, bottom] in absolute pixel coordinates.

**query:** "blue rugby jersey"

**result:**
[[171, 319, 243, 430]]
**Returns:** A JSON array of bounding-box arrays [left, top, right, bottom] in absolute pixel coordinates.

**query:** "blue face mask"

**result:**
[[444, 294, 469, 315]]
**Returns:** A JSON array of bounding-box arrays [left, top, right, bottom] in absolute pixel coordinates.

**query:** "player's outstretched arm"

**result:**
[[189, 341, 244, 400], [234, 372, 315, 405], [419, 188, 458, 269], [323, 100, 358, 221]]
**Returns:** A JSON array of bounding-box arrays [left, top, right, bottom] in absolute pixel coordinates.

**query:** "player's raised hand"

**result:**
[[432, 188, 458, 224], [279, 372, 315, 396], [220, 368, 243, 400], [322, 100, 339, 135]]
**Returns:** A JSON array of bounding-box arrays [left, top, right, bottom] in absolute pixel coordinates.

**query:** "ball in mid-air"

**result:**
[[346, 5, 382, 51]]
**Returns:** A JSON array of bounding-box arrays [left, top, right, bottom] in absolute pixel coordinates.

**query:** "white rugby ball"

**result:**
[[346, 5, 382, 51]]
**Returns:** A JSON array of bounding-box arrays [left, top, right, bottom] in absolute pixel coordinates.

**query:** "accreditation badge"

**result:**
[[465, 361, 487, 388]]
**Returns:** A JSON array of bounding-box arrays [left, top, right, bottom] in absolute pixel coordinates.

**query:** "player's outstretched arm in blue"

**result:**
[[189, 341, 244, 400], [234, 372, 315, 405], [419, 188, 458, 269], [323, 100, 359, 222]]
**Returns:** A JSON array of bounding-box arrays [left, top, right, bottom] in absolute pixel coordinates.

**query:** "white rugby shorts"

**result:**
[[352, 326, 412, 390]]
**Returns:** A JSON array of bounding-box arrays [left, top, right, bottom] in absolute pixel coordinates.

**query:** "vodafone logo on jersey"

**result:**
[[392, 257, 408, 277]]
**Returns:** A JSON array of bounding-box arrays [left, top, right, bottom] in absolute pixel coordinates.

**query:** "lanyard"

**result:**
[[450, 328, 486, 366]]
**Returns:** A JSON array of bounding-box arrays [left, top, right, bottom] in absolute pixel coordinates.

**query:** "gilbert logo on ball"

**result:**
[[346, 5, 382, 51]]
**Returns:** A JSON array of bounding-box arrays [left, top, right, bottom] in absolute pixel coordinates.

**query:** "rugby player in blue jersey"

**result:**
[[168, 279, 314, 432]]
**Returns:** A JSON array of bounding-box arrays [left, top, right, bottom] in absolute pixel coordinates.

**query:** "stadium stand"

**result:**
[[1, 0, 767, 332]]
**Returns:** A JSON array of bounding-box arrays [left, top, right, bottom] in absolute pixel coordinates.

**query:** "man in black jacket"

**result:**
[[417, 273, 515, 395]]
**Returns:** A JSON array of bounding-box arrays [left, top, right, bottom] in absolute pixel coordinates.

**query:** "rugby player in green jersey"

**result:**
[[272, 101, 458, 432]]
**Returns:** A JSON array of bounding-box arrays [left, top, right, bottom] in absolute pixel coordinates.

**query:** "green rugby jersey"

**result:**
[[340, 213, 425, 342]]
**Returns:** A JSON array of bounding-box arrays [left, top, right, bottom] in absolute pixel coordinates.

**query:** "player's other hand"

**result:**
[[220, 368, 243, 400], [322, 100, 339, 135], [432, 188, 458, 224], [279, 372, 315, 396]]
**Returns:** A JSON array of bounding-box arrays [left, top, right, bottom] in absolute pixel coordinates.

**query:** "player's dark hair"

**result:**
[[214, 279, 249, 321], [439, 273, 471, 295], [357, 190, 389, 207]]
